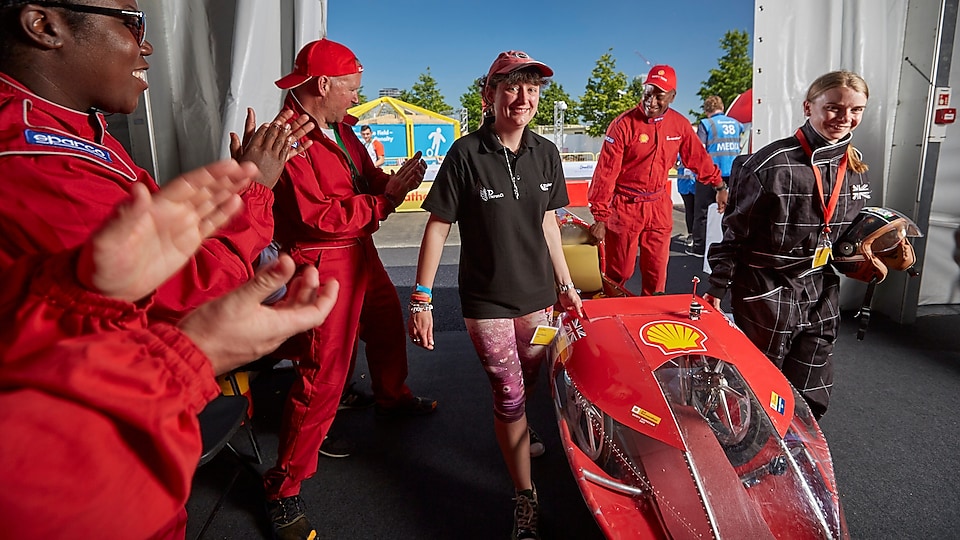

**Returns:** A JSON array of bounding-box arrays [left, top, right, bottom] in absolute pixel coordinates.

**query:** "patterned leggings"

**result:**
[[465, 309, 551, 423]]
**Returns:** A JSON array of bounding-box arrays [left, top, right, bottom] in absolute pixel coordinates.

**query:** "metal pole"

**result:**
[[554, 101, 567, 149]]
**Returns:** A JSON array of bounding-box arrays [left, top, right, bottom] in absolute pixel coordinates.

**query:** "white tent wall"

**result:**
[[921, 8, 960, 308], [117, 0, 326, 184], [753, 0, 960, 320]]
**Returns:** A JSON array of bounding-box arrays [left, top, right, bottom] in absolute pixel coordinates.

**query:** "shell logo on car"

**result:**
[[640, 321, 707, 354]]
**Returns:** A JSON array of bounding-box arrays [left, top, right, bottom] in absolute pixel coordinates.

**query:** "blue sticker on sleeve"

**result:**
[[25, 129, 113, 163]]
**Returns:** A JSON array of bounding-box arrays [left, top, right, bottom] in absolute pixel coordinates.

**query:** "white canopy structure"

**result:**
[[115, 0, 326, 182]]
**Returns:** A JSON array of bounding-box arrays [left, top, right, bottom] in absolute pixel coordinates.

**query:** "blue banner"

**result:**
[[413, 124, 455, 158], [352, 124, 406, 159]]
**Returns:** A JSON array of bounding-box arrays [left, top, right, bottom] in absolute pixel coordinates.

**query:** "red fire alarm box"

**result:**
[[935, 108, 956, 124]]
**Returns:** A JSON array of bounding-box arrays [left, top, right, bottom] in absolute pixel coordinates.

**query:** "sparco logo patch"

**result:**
[[25, 130, 113, 163]]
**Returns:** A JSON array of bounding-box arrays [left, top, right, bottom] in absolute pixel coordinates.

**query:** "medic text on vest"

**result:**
[[715, 141, 741, 152], [25, 130, 114, 163]]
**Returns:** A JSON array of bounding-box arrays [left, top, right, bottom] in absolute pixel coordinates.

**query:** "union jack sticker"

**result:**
[[563, 318, 586, 343], [851, 184, 871, 200]]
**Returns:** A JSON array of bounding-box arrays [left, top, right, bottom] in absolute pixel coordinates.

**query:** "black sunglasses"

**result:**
[[31, 2, 146, 46]]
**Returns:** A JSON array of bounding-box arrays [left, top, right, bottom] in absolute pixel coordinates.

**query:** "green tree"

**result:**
[[458, 77, 483, 132], [624, 74, 645, 106], [532, 81, 577, 128], [357, 87, 368, 104], [399, 67, 451, 114], [575, 50, 637, 137], [692, 29, 753, 119]]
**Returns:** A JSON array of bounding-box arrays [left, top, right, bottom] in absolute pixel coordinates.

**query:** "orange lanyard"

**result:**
[[795, 129, 847, 233]]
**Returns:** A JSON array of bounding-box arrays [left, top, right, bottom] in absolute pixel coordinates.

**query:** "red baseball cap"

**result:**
[[645, 65, 677, 92], [275, 39, 363, 90], [485, 50, 554, 82]]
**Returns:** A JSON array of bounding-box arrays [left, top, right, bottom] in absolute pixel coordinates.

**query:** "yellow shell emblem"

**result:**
[[640, 321, 707, 354], [639, 134, 650, 144]]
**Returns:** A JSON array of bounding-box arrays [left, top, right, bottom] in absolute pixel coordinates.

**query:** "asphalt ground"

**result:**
[[186, 208, 960, 540]]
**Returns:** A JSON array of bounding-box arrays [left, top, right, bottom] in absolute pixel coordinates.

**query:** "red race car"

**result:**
[[549, 209, 847, 539]]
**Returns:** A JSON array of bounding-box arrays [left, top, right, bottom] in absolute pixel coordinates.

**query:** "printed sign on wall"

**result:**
[[352, 124, 407, 159], [412, 124, 455, 158]]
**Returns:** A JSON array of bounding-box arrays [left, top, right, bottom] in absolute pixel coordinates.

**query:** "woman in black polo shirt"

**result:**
[[408, 50, 582, 540]]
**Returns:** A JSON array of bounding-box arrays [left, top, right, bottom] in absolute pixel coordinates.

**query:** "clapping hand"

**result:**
[[230, 108, 315, 189], [384, 151, 427, 206], [178, 255, 339, 375], [76, 159, 258, 302]]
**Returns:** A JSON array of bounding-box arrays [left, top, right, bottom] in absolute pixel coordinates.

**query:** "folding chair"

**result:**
[[193, 394, 249, 540]]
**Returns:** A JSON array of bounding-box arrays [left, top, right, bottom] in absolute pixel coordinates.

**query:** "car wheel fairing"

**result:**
[[557, 369, 613, 463], [687, 356, 752, 445], [664, 355, 771, 468]]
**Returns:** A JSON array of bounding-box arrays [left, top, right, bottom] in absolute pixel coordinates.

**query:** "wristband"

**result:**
[[410, 291, 432, 303], [414, 283, 433, 296], [714, 181, 728, 192]]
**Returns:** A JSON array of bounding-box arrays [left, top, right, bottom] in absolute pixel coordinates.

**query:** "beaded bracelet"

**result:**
[[409, 301, 434, 314]]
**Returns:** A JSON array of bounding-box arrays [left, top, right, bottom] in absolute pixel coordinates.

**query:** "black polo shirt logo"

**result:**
[[480, 187, 504, 201], [540, 182, 552, 191]]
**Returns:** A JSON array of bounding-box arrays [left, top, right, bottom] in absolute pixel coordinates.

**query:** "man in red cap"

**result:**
[[264, 38, 437, 539], [587, 65, 726, 295]]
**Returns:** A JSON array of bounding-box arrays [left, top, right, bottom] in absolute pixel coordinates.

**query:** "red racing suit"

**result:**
[[0, 251, 220, 539], [0, 73, 274, 323], [264, 95, 414, 499], [588, 106, 721, 294]]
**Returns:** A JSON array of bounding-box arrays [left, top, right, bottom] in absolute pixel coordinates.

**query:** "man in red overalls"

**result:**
[[263, 39, 437, 540], [588, 65, 725, 295]]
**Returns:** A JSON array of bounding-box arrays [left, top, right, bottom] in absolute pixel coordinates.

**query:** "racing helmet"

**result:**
[[832, 207, 922, 283]]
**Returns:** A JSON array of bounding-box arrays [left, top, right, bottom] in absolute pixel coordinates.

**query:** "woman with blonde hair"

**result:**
[[704, 70, 872, 419]]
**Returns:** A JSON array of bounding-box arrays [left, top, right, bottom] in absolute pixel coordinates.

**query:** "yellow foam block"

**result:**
[[562, 244, 603, 293]]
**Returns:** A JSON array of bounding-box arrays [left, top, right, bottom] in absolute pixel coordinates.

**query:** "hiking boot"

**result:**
[[318, 435, 352, 458], [374, 395, 438, 418], [266, 495, 317, 540], [512, 486, 539, 540], [338, 383, 375, 410], [528, 427, 545, 458]]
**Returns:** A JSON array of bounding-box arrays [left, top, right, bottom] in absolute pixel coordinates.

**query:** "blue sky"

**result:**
[[327, 0, 755, 122]]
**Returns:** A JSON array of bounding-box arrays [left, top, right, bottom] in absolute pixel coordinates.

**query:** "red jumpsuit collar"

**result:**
[[0, 72, 109, 144]]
